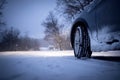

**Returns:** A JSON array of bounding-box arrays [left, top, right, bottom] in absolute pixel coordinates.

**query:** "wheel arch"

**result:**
[[70, 18, 90, 48]]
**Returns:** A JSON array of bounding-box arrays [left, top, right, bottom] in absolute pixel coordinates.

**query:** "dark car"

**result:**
[[70, 0, 120, 58]]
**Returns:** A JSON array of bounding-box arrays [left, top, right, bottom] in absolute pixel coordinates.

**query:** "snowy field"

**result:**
[[0, 51, 120, 80]]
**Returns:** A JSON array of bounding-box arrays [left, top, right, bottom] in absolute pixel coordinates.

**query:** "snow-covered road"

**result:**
[[0, 51, 120, 80]]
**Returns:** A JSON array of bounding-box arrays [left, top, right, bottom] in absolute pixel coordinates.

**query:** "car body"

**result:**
[[70, 0, 120, 58]]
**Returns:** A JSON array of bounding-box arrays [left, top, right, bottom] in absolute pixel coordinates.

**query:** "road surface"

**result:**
[[0, 51, 120, 80]]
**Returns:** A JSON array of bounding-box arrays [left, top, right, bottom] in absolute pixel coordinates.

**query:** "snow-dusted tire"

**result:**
[[73, 25, 92, 59]]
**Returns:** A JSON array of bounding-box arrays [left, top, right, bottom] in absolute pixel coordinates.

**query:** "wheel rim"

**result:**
[[74, 26, 82, 56]]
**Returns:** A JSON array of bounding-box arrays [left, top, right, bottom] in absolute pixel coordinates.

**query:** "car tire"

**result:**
[[73, 25, 92, 59]]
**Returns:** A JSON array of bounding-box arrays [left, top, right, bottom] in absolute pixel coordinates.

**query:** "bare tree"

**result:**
[[56, 0, 93, 20], [42, 12, 66, 50], [0, 0, 6, 26], [42, 12, 60, 37], [0, 0, 6, 40]]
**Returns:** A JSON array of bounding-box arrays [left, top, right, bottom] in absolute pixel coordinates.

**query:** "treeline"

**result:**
[[0, 0, 40, 51], [0, 27, 40, 51]]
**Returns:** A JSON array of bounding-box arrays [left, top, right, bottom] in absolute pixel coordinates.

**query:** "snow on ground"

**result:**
[[0, 51, 120, 80]]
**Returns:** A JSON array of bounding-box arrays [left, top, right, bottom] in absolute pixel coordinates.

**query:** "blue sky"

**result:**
[[3, 0, 56, 39]]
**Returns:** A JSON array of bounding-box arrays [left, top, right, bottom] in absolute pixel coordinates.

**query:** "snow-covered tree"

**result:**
[[56, 0, 93, 20]]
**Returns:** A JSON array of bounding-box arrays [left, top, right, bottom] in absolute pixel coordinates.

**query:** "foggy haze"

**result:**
[[3, 0, 56, 39]]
